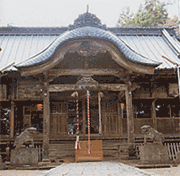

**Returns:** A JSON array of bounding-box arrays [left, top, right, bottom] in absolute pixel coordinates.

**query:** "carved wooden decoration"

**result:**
[[152, 86, 168, 98], [169, 83, 178, 97], [17, 80, 43, 99], [133, 87, 150, 98], [68, 41, 106, 57]]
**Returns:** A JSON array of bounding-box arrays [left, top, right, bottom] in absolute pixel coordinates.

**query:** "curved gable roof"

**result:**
[[15, 12, 160, 72], [15, 26, 160, 69]]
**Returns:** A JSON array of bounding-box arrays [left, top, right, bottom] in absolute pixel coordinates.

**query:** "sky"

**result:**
[[0, 0, 179, 27]]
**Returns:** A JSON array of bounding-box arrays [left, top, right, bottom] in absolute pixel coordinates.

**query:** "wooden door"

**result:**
[[50, 102, 68, 135], [102, 101, 118, 134]]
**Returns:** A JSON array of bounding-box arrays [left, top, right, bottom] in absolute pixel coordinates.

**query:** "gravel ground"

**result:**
[[0, 164, 180, 176]]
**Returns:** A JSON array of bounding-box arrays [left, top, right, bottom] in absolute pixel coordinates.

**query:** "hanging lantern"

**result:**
[[121, 103, 124, 110], [37, 104, 43, 111]]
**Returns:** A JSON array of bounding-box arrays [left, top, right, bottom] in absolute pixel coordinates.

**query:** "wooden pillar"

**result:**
[[0, 102, 2, 134], [82, 100, 86, 134], [42, 82, 50, 162], [10, 101, 15, 138], [117, 101, 122, 136], [152, 100, 157, 130], [125, 81, 134, 144]]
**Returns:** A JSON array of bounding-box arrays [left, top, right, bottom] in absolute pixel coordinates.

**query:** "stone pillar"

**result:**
[[125, 81, 134, 144], [42, 82, 50, 162], [10, 101, 15, 139]]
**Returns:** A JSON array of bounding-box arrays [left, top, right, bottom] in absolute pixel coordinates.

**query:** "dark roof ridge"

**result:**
[[0, 26, 68, 35], [0, 26, 178, 38], [109, 26, 179, 37]]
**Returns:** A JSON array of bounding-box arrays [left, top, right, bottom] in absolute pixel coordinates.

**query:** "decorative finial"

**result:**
[[87, 4, 89, 13]]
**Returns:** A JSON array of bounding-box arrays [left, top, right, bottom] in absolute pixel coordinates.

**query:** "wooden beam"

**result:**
[[125, 81, 134, 143], [118, 91, 125, 99], [42, 81, 50, 162], [49, 84, 126, 92], [48, 68, 125, 77]]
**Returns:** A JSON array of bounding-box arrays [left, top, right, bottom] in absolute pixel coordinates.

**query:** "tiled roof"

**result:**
[[15, 26, 160, 69], [0, 12, 180, 71]]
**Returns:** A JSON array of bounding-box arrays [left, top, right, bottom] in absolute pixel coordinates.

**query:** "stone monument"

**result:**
[[140, 125, 169, 164], [10, 127, 38, 165]]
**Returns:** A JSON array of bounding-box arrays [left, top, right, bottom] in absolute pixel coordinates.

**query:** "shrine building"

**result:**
[[0, 11, 180, 162]]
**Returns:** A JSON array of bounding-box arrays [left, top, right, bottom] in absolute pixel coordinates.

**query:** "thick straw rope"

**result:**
[[98, 92, 103, 134]]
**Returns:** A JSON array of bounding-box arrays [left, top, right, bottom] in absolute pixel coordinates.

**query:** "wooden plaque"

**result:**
[[75, 140, 103, 162]]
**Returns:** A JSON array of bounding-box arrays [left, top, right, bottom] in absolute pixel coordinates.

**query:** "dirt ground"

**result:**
[[0, 166, 180, 176], [144, 167, 180, 176]]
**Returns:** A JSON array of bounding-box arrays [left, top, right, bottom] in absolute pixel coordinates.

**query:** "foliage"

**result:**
[[117, 0, 169, 27], [159, 15, 180, 26]]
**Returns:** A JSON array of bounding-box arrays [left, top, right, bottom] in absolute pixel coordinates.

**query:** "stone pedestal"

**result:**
[[10, 148, 38, 165], [176, 152, 180, 163], [140, 144, 169, 164], [0, 155, 5, 169]]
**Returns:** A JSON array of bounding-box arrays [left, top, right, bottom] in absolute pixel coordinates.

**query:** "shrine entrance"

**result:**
[[49, 91, 119, 136]]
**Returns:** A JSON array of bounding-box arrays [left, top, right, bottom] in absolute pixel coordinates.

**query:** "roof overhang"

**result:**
[[15, 26, 161, 76]]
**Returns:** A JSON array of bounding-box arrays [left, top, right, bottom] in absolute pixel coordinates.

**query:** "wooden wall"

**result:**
[[0, 84, 7, 100]]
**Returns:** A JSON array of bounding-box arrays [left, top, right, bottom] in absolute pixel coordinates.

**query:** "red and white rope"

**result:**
[[87, 90, 91, 154], [76, 98, 79, 135], [71, 91, 80, 150]]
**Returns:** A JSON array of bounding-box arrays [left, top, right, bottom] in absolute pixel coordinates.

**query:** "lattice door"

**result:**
[[50, 102, 68, 135], [102, 101, 118, 134]]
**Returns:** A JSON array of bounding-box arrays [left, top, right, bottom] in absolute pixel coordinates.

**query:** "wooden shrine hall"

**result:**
[[0, 10, 180, 162]]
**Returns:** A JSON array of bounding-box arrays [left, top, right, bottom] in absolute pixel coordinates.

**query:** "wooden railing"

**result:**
[[165, 142, 180, 160], [34, 144, 43, 162], [123, 117, 180, 135], [136, 142, 180, 161]]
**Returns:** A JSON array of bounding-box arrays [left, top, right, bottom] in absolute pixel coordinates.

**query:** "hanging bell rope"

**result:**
[[87, 90, 91, 154], [98, 92, 103, 134], [71, 91, 80, 150]]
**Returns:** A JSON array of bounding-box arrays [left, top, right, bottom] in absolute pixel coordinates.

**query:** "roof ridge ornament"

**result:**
[[87, 4, 89, 13], [69, 9, 107, 30]]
